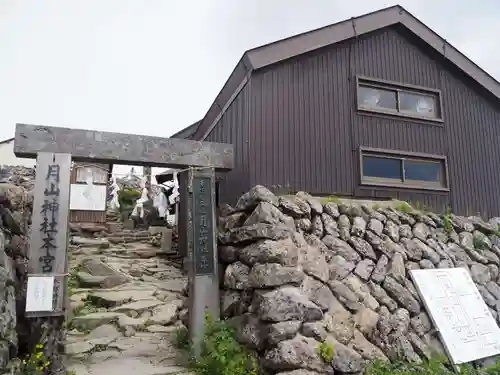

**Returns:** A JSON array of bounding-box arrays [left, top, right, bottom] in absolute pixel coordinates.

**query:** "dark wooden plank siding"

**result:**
[[245, 25, 500, 216], [204, 81, 251, 205]]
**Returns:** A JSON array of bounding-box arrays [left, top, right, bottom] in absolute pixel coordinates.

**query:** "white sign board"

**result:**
[[410, 268, 500, 364], [70, 184, 107, 211], [26, 276, 54, 312]]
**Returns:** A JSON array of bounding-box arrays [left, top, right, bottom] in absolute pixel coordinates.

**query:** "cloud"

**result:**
[[0, 0, 498, 142]]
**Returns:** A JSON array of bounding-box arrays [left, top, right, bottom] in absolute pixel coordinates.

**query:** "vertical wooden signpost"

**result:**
[[179, 167, 219, 354], [25, 152, 71, 317]]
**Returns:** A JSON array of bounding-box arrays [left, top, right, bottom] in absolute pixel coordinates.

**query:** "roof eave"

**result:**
[[246, 5, 500, 101], [191, 53, 254, 141]]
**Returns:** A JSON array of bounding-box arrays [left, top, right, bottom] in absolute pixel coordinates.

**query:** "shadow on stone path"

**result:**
[[65, 234, 194, 375]]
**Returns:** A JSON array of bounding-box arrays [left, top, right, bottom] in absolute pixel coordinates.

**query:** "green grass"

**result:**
[[365, 355, 500, 375], [174, 315, 258, 375]]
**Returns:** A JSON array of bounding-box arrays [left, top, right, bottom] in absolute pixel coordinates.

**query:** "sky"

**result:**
[[1, 0, 499, 147]]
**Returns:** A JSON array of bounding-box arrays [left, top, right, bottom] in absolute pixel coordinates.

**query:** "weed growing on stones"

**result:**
[[393, 201, 413, 214], [20, 344, 51, 375], [442, 208, 454, 234], [174, 326, 190, 350], [317, 341, 334, 363], [176, 314, 258, 375]]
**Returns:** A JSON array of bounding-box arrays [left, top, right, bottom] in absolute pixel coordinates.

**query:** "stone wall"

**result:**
[[218, 186, 500, 374], [0, 167, 34, 373]]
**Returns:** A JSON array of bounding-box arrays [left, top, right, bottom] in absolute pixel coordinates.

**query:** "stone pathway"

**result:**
[[65, 234, 193, 375]]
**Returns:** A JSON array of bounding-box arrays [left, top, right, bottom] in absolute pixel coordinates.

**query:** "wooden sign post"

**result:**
[[179, 167, 219, 355], [26, 152, 71, 317]]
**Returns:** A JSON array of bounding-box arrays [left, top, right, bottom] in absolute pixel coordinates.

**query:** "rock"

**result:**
[[413, 223, 430, 241], [323, 306, 355, 344], [354, 259, 375, 281], [147, 303, 178, 325], [239, 238, 299, 267], [419, 259, 435, 269], [113, 299, 165, 317], [71, 312, 124, 331], [322, 237, 360, 263], [310, 216, 324, 238], [410, 312, 432, 337], [367, 219, 383, 236], [351, 217, 367, 237], [295, 218, 312, 232], [300, 276, 335, 311], [349, 237, 377, 260], [88, 290, 155, 307], [327, 280, 363, 312], [299, 243, 329, 283], [86, 324, 122, 345], [368, 281, 398, 312], [354, 307, 379, 337], [263, 335, 332, 373], [389, 333, 421, 363], [470, 263, 491, 285], [221, 261, 250, 290], [223, 212, 247, 231], [344, 274, 379, 311], [296, 192, 323, 215], [391, 308, 411, 334], [244, 201, 295, 229], [279, 196, 311, 218], [323, 203, 340, 218], [384, 221, 400, 242], [249, 263, 305, 288], [388, 252, 406, 283], [371, 255, 389, 284], [382, 276, 421, 315], [399, 224, 413, 239], [235, 185, 278, 211], [486, 281, 500, 300], [408, 331, 432, 360], [301, 321, 328, 342], [265, 321, 302, 346], [338, 215, 351, 240], [253, 287, 323, 323], [415, 239, 440, 265], [218, 246, 239, 264], [231, 314, 265, 350], [304, 234, 331, 260], [349, 329, 388, 361], [220, 223, 292, 244], [71, 236, 110, 248], [117, 315, 147, 331], [321, 214, 338, 237], [329, 337, 365, 373], [329, 255, 355, 281]]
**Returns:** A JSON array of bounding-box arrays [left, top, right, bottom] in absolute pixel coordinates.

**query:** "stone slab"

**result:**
[[14, 123, 234, 169]]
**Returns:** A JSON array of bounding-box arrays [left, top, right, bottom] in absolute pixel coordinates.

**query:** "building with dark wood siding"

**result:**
[[173, 5, 500, 217]]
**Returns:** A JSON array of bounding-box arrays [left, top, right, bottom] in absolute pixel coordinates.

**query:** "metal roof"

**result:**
[[183, 5, 500, 141]]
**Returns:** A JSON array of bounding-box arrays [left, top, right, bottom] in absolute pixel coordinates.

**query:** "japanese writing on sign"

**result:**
[[39, 164, 60, 274], [192, 177, 214, 275]]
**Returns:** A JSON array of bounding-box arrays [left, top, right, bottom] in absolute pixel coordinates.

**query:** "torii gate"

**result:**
[[14, 123, 233, 354]]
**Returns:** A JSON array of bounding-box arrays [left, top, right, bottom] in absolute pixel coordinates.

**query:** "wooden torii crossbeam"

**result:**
[[15, 123, 233, 355]]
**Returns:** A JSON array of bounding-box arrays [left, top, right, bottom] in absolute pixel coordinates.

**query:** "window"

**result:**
[[360, 149, 447, 190], [76, 166, 108, 184], [357, 77, 442, 120]]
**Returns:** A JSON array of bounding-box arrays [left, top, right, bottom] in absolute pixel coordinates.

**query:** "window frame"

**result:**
[[356, 76, 444, 122], [74, 164, 109, 185], [359, 147, 449, 192]]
